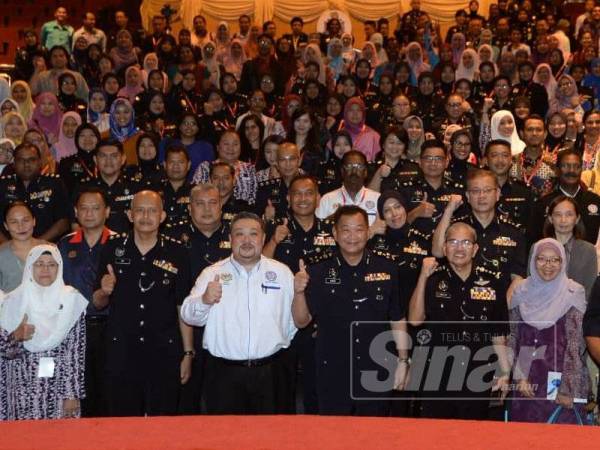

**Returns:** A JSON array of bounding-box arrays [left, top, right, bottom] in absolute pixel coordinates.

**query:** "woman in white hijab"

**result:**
[[533, 63, 558, 101], [0, 244, 87, 420], [455, 48, 480, 82], [141, 53, 168, 92], [480, 109, 526, 155]]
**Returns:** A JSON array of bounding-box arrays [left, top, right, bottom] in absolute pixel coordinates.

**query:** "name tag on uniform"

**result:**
[[219, 241, 231, 249], [115, 258, 131, 265], [37, 357, 55, 378], [492, 236, 517, 247], [364, 273, 391, 282], [470, 287, 496, 301]]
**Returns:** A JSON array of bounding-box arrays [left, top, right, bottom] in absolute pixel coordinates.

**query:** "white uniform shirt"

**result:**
[[315, 185, 380, 225], [181, 255, 297, 360]]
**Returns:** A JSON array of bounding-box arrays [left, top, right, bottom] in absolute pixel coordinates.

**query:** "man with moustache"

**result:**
[[181, 212, 297, 414]]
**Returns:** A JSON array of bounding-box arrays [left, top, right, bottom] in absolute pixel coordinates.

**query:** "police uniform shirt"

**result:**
[[304, 251, 405, 400], [96, 233, 191, 372], [533, 186, 600, 245], [316, 157, 343, 195], [164, 220, 231, 280], [80, 175, 142, 234], [316, 186, 380, 225], [413, 94, 445, 131], [399, 176, 467, 237], [368, 158, 420, 193], [266, 215, 335, 273], [181, 255, 297, 360], [160, 181, 192, 227], [0, 173, 69, 237], [255, 177, 290, 219], [59, 227, 116, 316], [221, 196, 252, 226], [421, 264, 510, 395], [497, 178, 533, 230], [58, 150, 97, 192], [452, 212, 527, 283], [124, 164, 167, 191], [446, 160, 477, 187]]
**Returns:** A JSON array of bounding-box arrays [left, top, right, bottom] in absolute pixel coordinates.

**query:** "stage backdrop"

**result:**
[[139, 0, 492, 43]]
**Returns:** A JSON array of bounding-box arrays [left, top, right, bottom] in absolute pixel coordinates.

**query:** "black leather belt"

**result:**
[[211, 350, 282, 368]]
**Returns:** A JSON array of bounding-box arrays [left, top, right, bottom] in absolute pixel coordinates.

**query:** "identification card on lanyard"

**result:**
[[37, 357, 55, 378]]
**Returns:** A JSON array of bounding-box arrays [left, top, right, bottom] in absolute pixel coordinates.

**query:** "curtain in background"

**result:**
[[141, 0, 491, 33]]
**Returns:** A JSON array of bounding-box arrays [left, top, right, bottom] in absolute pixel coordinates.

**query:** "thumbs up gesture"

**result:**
[[100, 264, 117, 296], [273, 218, 290, 244], [294, 259, 310, 294], [264, 199, 276, 221], [416, 192, 436, 218], [12, 314, 35, 342], [203, 274, 223, 305]]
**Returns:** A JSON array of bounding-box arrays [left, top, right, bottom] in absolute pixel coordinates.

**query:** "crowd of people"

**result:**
[[3, 0, 600, 424]]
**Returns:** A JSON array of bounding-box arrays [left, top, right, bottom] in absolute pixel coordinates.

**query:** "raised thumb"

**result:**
[[282, 218, 288, 226], [107, 264, 115, 277], [421, 191, 428, 203], [213, 274, 220, 283], [22, 313, 28, 324], [299, 259, 306, 272]]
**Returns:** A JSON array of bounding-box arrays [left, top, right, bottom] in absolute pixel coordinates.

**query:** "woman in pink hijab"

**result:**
[[51, 111, 82, 162], [340, 96, 381, 162], [28, 92, 62, 145], [117, 66, 145, 104]]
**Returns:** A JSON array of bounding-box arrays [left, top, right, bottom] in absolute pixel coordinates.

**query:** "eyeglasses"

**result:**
[[445, 239, 474, 248], [535, 256, 561, 266], [467, 187, 497, 196], [343, 163, 366, 170], [421, 155, 445, 163], [447, 102, 462, 107]]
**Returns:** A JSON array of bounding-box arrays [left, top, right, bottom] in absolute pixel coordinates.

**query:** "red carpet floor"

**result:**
[[1, 415, 599, 449]]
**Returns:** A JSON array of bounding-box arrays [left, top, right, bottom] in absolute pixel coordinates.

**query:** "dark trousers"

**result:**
[[297, 325, 318, 414], [177, 327, 205, 414], [81, 317, 108, 418], [106, 359, 180, 417], [203, 353, 283, 414]]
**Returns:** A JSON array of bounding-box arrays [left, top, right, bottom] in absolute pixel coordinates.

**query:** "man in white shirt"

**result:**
[[316, 150, 380, 225], [181, 212, 297, 414], [72, 12, 107, 52]]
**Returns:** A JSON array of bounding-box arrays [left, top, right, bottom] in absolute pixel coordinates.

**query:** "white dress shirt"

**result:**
[[315, 185, 380, 225], [181, 255, 297, 360]]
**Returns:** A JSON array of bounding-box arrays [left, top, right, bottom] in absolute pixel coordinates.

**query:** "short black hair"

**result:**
[[97, 138, 124, 154], [556, 148, 581, 167], [290, 16, 303, 26], [165, 142, 190, 162], [421, 139, 448, 156], [341, 150, 367, 166], [14, 142, 41, 159], [289, 174, 319, 191], [333, 205, 368, 227], [75, 185, 109, 207], [3, 201, 34, 223], [484, 139, 511, 156], [210, 160, 235, 176], [230, 211, 265, 232]]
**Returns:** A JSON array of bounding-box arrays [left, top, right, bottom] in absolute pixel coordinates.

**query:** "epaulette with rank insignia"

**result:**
[[108, 232, 127, 241], [451, 214, 471, 224], [41, 173, 61, 179], [498, 215, 521, 229], [475, 264, 502, 280], [160, 234, 183, 245], [372, 249, 398, 262]]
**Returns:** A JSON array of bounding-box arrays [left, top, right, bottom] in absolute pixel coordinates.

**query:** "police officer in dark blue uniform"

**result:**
[[79, 139, 142, 234], [255, 142, 303, 221], [58, 123, 101, 192], [58, 186, 115, 417], [165, 183, 231, 414], [0, 142, 70, 243], [209, 161, 252, 226], [160, 143, 193, 228], [92, 190, 193, 416], [293, 205, 410, 416], [409, 222, 511, 420]]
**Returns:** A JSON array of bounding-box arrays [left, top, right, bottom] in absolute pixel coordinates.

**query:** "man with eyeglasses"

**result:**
[[482, 140, 533, 231], [240, 34, 283, 96], [409, 222, 511, 420], [432, 94, 477, 144], [431, 169, 526, 292], [93, 190, 193, 416], [78, 139, 142, 234], [316, 151, 380, 225], [0, 142, 70, 243], [255, 143, 303, 220], [531, 149, 600, 244]]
